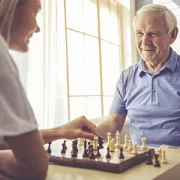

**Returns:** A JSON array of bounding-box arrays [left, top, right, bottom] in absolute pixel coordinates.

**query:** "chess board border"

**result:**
[[49, 149, 154, 173]]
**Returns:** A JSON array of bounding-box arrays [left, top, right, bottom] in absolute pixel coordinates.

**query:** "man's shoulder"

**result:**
[[121, 63, 139, 77]]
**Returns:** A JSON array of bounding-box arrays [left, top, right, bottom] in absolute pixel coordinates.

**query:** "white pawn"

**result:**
[[78, 138, 83, 147], [107, 132, 111, 147], [141, 138, 148, 152], [161, 149, 168, 164], [109, 138, 115, 152], [128, 140, 133, 152], [123, 135, 129, 150], [132, 144, 138, 155], [157, 148, 162, 161], [115, 130, 121, 149]]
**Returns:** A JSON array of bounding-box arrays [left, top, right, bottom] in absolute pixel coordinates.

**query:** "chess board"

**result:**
[[48, 140, 154, 173]]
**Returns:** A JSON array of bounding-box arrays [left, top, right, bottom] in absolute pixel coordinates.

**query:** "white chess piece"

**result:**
[[109, 138, 115, 152], [123, 135, 129, 150], [115, 130, 121, 149], [132, 144, 138, 155], [161, 149, 168, 164], [107, 132, 111, 147], [141, 138, 148, 151], [128, 140, 133, 152]]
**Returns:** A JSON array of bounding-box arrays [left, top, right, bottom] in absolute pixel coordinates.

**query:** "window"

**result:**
[[11, 0, 123, 128], [65, 0, 122, 120]]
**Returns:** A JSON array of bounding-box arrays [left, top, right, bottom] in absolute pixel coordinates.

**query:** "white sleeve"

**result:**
[[0, 72, 38, 139]]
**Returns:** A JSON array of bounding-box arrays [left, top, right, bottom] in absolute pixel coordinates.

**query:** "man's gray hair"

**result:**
[[132, 4, 177, 34]]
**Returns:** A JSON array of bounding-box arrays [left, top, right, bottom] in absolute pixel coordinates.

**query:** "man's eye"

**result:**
[[149, 32, 158, 36], [136, 32, 143, 37]]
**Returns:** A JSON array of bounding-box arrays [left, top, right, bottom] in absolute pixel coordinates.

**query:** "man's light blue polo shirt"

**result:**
[[110, 48, 180, 147]]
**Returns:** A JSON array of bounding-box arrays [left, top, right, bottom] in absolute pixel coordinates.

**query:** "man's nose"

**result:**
[[142, 34, 152, 46]]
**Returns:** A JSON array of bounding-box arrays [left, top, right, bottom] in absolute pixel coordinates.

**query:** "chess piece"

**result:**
[[83, 139, 88, 158], [107, 132, 111, 147], [63, 140, 67, 150], [115, 130, 121, 149], [93, 136, 98, 151], [78, 138, 83, 147], [123, 135, 129, 150], [132, 144, 138, 155], [109, 138, 115, 152], [89, 145, 95, 159], [61, 142, 66, 154], [96, 146, 101, 157], [141, 138, 148, 152], [71, 140, 78, 157], [119, 147, 124, 159], [146, 150, 153, 165], [157, 148, 162, 161], [98, 136, 104, 149], [161, 149, 168, 164], [154, 154, 161, 167], [106, 147, 111, 159], [47, 142, 52, 154], [128, 140, 133, 152]]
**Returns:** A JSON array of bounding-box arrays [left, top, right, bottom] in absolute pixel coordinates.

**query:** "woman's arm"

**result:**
[[0, 130, 48, 180], [40, 116, 98, 144]]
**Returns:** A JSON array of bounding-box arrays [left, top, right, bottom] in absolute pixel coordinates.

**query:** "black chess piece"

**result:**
[[106, 147, 111, 159], [63, 140, 67, 150], [154, 154, 160, 167], [83, 140, 88, 158], [71, 141, 77, 157], [146, 150, 153, 165], [89, 145, 95, 159], [96, 146, 101, 157], [98, 136, 104, 149], [119, 147, 124, 159], [61, 142, 66, 154], [47, 142, 52, 154]]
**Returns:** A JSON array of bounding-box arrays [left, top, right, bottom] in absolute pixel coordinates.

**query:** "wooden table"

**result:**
[[0, 146, 179, 180], [46, 144, 180, 180]]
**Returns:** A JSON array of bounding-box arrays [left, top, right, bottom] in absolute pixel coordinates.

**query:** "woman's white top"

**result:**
[[0, 34, 38, 141]]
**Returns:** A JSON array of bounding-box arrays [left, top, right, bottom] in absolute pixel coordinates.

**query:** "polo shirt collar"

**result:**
[[138, 48, 178, 77]]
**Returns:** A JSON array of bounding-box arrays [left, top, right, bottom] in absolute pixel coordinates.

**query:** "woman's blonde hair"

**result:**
[[132, 4, 177, 34], [0, 0, 19, 42]]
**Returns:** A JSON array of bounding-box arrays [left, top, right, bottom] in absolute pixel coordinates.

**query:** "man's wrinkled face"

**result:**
[[134, 12, 173, 64]]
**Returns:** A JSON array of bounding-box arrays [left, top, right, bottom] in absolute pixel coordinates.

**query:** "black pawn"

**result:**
[[119, 147, 124, 159], [47, 142, 52, 154], [63, 140, 67, 150], [89, 145, 95, 159], [146, 150, 153, 165], [106, 147, 111, 159], [98, 136, 104, 149], [61, 142, 66, 154], [96, 146, 101, 157], [83, 140, 88, 158], [154, 154, 160, 167], [71, 141, 77, 157]]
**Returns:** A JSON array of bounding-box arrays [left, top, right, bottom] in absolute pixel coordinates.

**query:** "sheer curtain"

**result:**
[[11, 0, 68, 129]]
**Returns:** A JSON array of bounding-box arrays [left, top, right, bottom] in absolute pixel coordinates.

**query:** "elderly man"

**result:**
[[97, 4, 180, 148]]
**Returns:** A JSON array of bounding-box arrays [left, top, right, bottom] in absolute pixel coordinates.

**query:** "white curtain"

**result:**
[[11, 0, 68, 129]]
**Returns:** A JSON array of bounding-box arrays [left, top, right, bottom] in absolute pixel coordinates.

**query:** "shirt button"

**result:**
[[153, 88, 156, 92]]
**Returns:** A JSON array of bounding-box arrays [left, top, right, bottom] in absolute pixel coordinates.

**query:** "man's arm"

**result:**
[[0, 130, 48, 180], [96, 113, 127, 140]]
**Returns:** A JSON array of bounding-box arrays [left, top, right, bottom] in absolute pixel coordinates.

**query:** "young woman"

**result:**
[[0, 0, 97, 179]]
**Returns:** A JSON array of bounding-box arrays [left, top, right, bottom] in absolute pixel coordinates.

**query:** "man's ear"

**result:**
[[170, 27, 178, 44]]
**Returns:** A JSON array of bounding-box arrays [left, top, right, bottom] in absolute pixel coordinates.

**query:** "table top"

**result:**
[[46, 146, 180, 180]]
